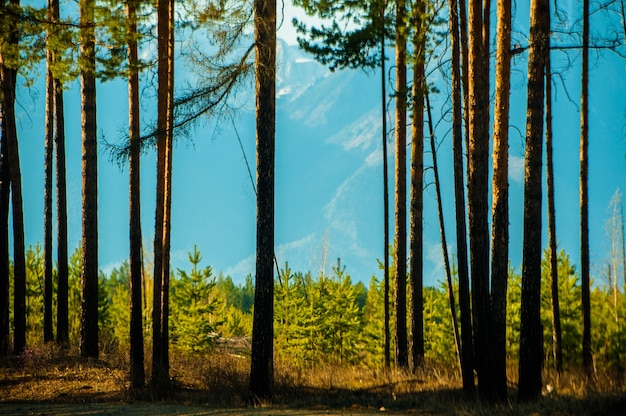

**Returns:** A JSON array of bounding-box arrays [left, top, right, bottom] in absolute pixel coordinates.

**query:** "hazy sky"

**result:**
[[10, 0, 626, 287]]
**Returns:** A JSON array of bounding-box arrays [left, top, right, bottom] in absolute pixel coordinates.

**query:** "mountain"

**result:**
[[14, 38, 626, 288]]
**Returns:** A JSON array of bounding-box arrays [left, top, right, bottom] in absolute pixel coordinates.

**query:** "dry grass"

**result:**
[[1, 343, 625, 415]]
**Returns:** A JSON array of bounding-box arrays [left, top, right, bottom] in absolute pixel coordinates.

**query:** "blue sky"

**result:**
[[10, 1, 626, 287]]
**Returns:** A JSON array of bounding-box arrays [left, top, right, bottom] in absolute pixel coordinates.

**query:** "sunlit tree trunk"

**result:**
[[394, 0, 409, 370], [249, 0, 276, 401], [80, 0, 99, 359], [128, 0, 145, 390], [518, 0, 548, 401], [409, 0, 425, 373], [490, 0, 510, 401], [159, 0, 175, 387], [580, 0, 593, 377], [1, 0, 26, 355], [545, 39, 563, 375], [449, 0, 474, 395]]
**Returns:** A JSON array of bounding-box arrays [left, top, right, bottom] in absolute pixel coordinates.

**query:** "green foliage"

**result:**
[[8, 240, 626, 375], [275, 259, 364, 366], [293, 0, 392, 71], [423, 283, 456, 365], [540, 249, 583, 369], [170, 245, 223, 354]]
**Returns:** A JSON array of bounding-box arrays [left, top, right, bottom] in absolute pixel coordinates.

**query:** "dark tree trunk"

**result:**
[[128, 0, 145, 390], [44, 23, 55, 343], [459, 0, 470, 164], [468, 0, 492, 399], [580, 0, 593, 377], [545, 39, 563, 375], [518, 0, 548, 401], [490, 0, 511, 401], [152, 0, 174, 396], [0, 117, 10, 355], [394, 0, 408, 370], [449, 0, 474, 395], [425, 89, 462, 369], [380, 6, 391, 369], [248, 0, 276, 402], [50, 0, 68, 351], [55, 76, 69, 347], [1, 0, 26, 354], [80, 0, 99, 359], [409, 0, 425, 372]]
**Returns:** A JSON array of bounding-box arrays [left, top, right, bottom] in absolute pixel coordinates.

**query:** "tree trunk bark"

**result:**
[[128, 0, 145, 390], [52, 0, 68, 346], [394, 0, 408, 370], [425, 89, 462, 370], [409, 0, 425, 373], [80, 0, 99, 359], [545, 39, 563, 375], [55, 74, 69, 347], [0, 115, 10, 355], [490, 0, 511, 401], [248, 0, 276, 402], [580, 0, 593, 377], [44, 14, 55, 343], [449, 0, 474, 395], [152, 0, 174, 395], [1, 0, 26, 355], [468, 0, 492, 399], [518, 0, 548, 401], [379, 5, 391, 369]]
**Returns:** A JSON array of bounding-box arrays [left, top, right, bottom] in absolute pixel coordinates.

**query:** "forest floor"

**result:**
[[1, 346, 626, 415]]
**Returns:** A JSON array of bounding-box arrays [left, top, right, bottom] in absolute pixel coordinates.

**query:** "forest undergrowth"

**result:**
[[1, 340, 625, 415]]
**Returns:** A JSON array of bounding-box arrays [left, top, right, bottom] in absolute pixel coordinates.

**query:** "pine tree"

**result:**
[[172, 246, 222, 354]]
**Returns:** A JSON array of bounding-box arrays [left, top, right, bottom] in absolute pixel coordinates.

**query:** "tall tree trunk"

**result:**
[[152, 0, 173, 397], [580, 0, 593, 377], [426, 89, 462, 369], [468, 0, 492, 399], [80, 0, 99, 359], [1, 0, 26, 355], [380, 3, 391, 370], [449, 0, 474, 395], [0, 116, 10, 355], [53, 0, 68, 346], [545, 38, 563, 375], [128, 0, 145, 390], [159, 0, 175, 388], [248, 0, 276, 402], [459, 0, 470, 166], [518, 0, 548, 401], [44, 12, 55, 343], [409, 0, 425, 373], [55, 77, 69, 347], [394, 0, 408, 370], [489, 0, 510, 401]]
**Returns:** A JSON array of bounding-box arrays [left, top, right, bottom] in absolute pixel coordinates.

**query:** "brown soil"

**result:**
[[0, 354, 425, 415]]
